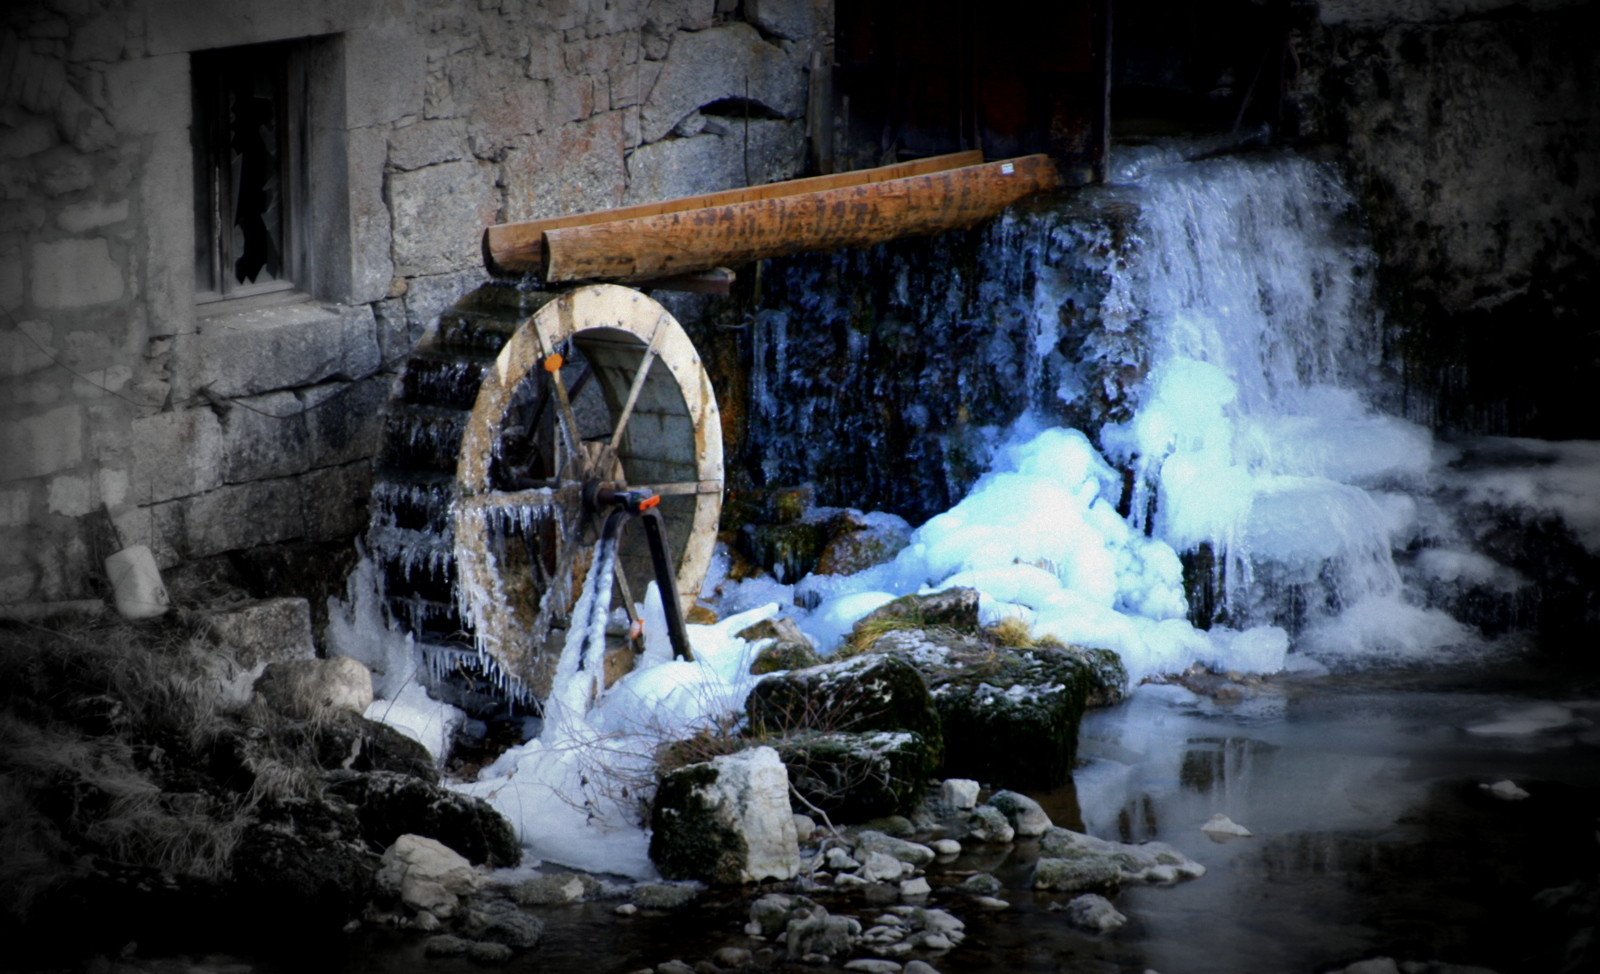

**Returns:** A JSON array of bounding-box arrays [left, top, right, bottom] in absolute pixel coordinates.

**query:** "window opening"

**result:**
[[191, 40, 304, 303]]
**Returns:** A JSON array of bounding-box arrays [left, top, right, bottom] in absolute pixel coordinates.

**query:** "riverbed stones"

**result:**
[[633, 883, 702, 910], [958, 872, 1002, 896], [459, 898, 544, 949], [773, 729, 932, 819], [784, 903, 862, 960], [745, 654, 944, 772], [1033, 827, 1206, 891], [1063, 893, 1127, 933], [987, 790, 1053, 836], [939, 778, 980, 810], [514, 872, 590, 906], [650, 746, 800, 884], [853, 830, 936, 867], [375, 833, 481, 918]]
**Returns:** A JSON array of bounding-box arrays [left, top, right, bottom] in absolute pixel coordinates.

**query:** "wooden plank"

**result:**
[[485, 150, 984, 276], [541, 154, 1059, 284]]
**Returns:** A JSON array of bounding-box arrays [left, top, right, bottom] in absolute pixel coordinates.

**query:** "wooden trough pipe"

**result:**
[[483, 151, 1059, 285]]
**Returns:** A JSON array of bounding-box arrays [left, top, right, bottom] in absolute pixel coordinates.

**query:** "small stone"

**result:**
[[853, 831, 935, 866], [958, 872, 1002, 896], [656, 962, 697, 974], [342, 918, 362, 933], [918, 933, 953, 951], [635, 884, 702, 910], [466, 941, 514, 963], [802, 954, 830, 965], [861, 850, 910, 882], [899, 877, 931, 898], [411, 910, 441, 931], [861, 815, 916, 838], [877, 942, 913, 958], [972, 896, 1010, 910], [834, 873, 868, 888], [1481, 779, 1530, 801], [423, 935, 470, 957], [1063, 893, 1127, 933], [693, 962, 721, 974], [845, 960, 903, 973], [967, 805, 1015, 844], [515, 872, 589, 905], [1200, 813, 1252, 837], [712, 947, 752, 968], [903, 963, 941, 974], [793, 813, 817, 840], [826, 847, 862, 871], [615, 903, 639, 916], [931, 839, 961, 856]]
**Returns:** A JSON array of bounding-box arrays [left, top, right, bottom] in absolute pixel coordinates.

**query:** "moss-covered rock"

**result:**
[[772, 730, 930, 820], [325, 770, 520, 867], [739, 616, 823, 675], [854, 587, 981, 636], [744, 654, 943, 774], [870, 629, 1117, 790], [649, 747, 799, 885]]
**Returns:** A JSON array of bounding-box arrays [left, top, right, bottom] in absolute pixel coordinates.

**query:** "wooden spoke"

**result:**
[[637, 480, 724, 497]]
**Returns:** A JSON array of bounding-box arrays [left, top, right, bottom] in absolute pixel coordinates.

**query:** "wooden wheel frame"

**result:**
[[453, 284, 722, 697]]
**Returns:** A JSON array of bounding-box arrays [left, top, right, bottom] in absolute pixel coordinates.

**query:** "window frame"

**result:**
[[190, 39, 311, 307]]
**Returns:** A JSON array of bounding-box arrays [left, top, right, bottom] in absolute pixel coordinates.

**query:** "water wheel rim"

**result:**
[[453, 284, 723, 688]]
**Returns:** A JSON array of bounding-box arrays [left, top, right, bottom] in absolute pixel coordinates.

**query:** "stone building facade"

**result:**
[[0, 0, 829, 607]]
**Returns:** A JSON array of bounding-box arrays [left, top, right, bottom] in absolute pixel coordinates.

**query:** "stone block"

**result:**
[[374, 297, 423, 368], [302, 377, 390, 468], [1, 404, 83, 482], [57, 199, 130, 233], [142, 0, 379, 57], [0, 489, 30, 528], [192, 301, 346, 398], [344, 21, 426, 128], [203, 596, 317, 668], [639, 24, 805, 144], [339, 303, 382, 379], [46, 474, 94, 517], [624, 119, 805, 205], [501, 112, 625, 223], [301, 461, 372, 541], [388, 119, 467, 171], [1, 319, 57, 379], [0, 116, 56, 160], [467, 80, 552, 156], [102, 54, 189, 136], [388, 159, 499, 277], [182, 477, 304, 558], [129, 406, 225, 503], [345, 126, 395, 307], [31, 238, 123, 308], [745, 0, 828, 42], [401, 269, 487, 333], [140, 129, 196, 338], [219, 391, 311, 484]]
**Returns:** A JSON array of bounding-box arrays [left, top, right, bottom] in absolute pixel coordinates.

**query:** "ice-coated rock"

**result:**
[[988, 790, 1053, 836], [1480, 779, 1530, 801], [967, 805, 1015, 843], [940, 778, 980, 810], [1063, 893, 1127, 933], [649, 746, 800, 884], [1200, 813, 1252, 837], [853, 830, 936, 866], [1033, 827, 1206, 891]]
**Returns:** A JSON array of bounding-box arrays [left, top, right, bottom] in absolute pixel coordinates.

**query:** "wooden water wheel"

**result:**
[[373, 284, 721, 704]]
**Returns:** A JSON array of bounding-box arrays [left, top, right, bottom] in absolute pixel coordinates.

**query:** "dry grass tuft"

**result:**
[[984, 615, 1065, 650]]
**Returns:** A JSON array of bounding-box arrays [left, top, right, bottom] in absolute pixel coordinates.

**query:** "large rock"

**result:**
[[374, 833, 481, 918], [852, 587, 981, 636], [229, 803, 376, 933], [744, 654, 943, 773], [253, 656, 374, 719], [650, 746, 800, 885], [325, 770, 520, 867], [871, 629, 1122, 790], [1032, 827, 1206, 891], [202, 597, 316, 668], [987, 790, 1053, 837], [773, 730, 931, 820]]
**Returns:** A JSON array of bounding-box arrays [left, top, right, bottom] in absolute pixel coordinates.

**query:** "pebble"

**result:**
[[835, 873, 868, 888], [614, 903, 639, 916], [904, 963, 942, 974], [972, 895, 1010, 910], [826, 847, 863, 871], [411, 910, 441, 931], [919, 934, 953, 951], [900, 877, 932, 898], [712, 947, 751, 968], [940, 778, 980, 810], [931, 839, 961, 856], [656, 961, 696, 974], [793, 813, 817, 840], [466, 942, 513, 964], [1063, 893, 1127, 933]]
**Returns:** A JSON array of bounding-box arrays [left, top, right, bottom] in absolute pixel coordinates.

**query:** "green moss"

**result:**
[[648, 762, 748, 885], [773, 730, 930, 821]]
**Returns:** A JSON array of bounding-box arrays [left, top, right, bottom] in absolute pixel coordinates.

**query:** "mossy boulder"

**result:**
[[772, 730, 931, 820], [848, 588, 982, 649], [744, 654, 943, 774], [739, 616, 823, 674], [324, 770, 520, 867], [649, 747, 799, 885], [871, 629, 1118, 790]]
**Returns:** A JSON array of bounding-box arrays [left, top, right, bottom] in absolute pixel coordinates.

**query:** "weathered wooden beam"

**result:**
[[484, 150, 985, 277], [540, 155, 1059, 285], [634, 266, 737, 295]]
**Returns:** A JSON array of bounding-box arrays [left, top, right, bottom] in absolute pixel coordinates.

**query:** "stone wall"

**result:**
[[0, 0, 829, 607], [1289, 0, 1600, 437]]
